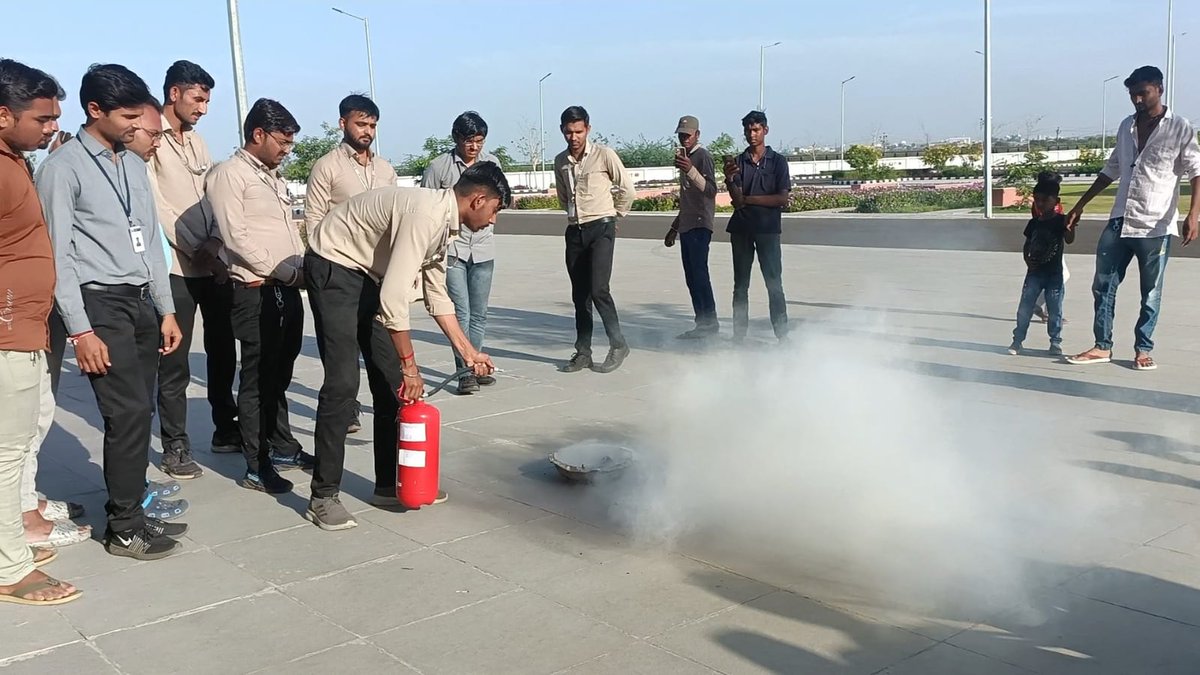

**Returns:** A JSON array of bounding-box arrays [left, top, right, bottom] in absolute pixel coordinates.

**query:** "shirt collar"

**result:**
[[340, 141, 374, 164], [447, 191, 460, 235], [236, 147, 277, 177], [0, 135, 21, 160], [740, 145, 777, 163], [686, 143, 706, 156], [77, 125, 126, 159], [567, 141, 593, 164]]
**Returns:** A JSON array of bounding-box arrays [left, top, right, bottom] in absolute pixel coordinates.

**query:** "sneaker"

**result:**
[[433, 490, 448, 505], [105, 527, 181, 560], [240, 468, 293, 494], [210, 431, 243, 454], [1007, 341, 1022, 356], [161, 443, 204, 480], [560, 352, 593, 373], [306, 495, 358, 531], [676, 325, 718, 340], [592, 346, 630, 374], [369, 490, 400, 507], [144, 497, 189, 521], [145, 479, 181, 500], [348, 401, 362, 434], [477, 374, 496, 386], [457, 374, 480, 395], [269, 448, 316, 472], [144, 516, 188, 538], [1048, 344, 1064, 357]]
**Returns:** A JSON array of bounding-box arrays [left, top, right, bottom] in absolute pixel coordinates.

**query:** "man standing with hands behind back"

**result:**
[[664, 115, 718, 339]]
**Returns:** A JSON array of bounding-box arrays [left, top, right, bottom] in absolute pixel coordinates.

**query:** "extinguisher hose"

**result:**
[[424, 367, 474, 398]]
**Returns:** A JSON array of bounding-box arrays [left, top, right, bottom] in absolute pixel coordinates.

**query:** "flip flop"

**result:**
[[31, 547, 56, 568], [145, 479, 181, 500], [1134, 354, 1158, 371], [144, 497, 189, 521], [27, 521, 92, 548], [0, 575, 81, 606], [1065, 351, 1112, 365], [40, 500, 85, 521]]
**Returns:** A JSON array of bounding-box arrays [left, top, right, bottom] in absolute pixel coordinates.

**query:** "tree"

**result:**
[[511, 123, 544, 172], [844, 144, 883, 173], [281, 122, 340, 182], [615, 135, 674, 168], [395, 135, 454, 177], [921, 143, 959, 172], [1076, 147, 1105, 174], [957, 142, 984, 168], [490, 145, 514, 170], [706, 132, 738, 161]]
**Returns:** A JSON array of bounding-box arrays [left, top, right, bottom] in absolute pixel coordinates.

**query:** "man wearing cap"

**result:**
[[664, 115, 718, 339]]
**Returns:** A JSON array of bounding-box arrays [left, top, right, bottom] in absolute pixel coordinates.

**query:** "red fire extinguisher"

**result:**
[[397, 399, 441, 509]]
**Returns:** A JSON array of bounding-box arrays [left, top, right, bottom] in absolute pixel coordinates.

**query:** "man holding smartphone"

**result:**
[[664, 115, 718, 338]]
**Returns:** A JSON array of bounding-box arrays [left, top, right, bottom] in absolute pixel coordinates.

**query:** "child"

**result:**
[[1009, 171, 1074, 356]]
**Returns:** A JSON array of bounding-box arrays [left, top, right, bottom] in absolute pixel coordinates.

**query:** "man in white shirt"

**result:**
[[1065, 65, 1200, 371]]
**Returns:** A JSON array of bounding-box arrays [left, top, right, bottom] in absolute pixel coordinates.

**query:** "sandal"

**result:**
[[40, 500, 85, 521], [1065, 350, 1112, 365], [144, 497, 189, 521], [26, 521, 91, 548], [31, 547, 56, 568], [0, 575, 81, 606], [1134, 353, 1158, 371], [146, 479, 181, 500]]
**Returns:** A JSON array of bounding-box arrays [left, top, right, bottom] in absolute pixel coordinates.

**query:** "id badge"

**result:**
[[129, 224, 146, 253]]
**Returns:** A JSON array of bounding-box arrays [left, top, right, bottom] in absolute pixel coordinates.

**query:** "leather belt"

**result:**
[[573, 216, 617, 229], [233, 279, 280, 289], [80, 283, 150, 300]]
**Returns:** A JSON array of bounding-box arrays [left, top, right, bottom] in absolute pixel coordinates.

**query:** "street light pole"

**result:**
[[758, 41, 781, 111], [840, 75, 855, 165], [983, 0, 993, 219], [226, 0, 250, 146], [1101, 74, 1119, 157], [332, 7, 380, 153], [538, 72, 552, 192], [1166, 0, 1174, 108]]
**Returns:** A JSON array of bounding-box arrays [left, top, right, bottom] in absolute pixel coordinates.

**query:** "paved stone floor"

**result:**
[[4, 234, 1200, 674]]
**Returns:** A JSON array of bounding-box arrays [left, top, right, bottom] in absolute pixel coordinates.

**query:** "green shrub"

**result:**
[[855, 186, 984, 213], [786, 188, 860, 212], [941, 165, 982, 178], [630, 194, 679, 211], [514, 195, 560, 210], [1076, 148, 1105, 174]]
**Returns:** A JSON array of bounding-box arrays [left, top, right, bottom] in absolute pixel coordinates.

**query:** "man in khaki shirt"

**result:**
[[150, 60, 239, 479], [207, 98, 312, 496], [554, 105, 634, 374], [304, 94, 395, 433], [302, 164, 505, 530]]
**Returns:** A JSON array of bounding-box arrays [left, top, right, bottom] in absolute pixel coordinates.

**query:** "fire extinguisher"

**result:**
[[395, 367, 467, 509]]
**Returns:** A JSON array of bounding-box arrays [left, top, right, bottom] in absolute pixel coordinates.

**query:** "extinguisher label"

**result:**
[[399, 423, 427, 443], [399, 449, 427, 468]]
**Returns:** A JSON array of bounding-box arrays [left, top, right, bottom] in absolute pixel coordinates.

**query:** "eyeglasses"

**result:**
[[268, 132, 295, 151], [140, 129, 164, 143]]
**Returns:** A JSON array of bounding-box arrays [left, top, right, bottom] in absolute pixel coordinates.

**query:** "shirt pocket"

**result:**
[[577, 168, 609, 200], [129, 183, 155, 228]]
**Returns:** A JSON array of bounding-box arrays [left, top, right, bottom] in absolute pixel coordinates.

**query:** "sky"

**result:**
[[8, 0, 1196, 163]]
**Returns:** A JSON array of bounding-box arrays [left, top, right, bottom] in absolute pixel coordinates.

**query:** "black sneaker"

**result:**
[[676, 325, 718, 340], [1048, 344, 1064, 357], [210, 431, 243, 454], [457, 374, 480, 395], [1008, 341, 1023, 356], [560, 352, 593, 373], [269, 448, 316, 472], [592, 346, 630, 374], [477, 374, 496, 386], [161, 443, 204, 480], [105, 527, 181, 560], [240, 468, 293, 494], [144, 516, 188, 538], [348, 401, 362, 434]]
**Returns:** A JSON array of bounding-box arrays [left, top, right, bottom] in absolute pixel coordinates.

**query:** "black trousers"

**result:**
[[157, 274, 239, 448], [230, 284, 304, 474], [565, 218, 626, 356], [48, 304, 66, 396], [731, 232, 788, 338], [305, 252, 403, 499], [80, 286, 160, 534]]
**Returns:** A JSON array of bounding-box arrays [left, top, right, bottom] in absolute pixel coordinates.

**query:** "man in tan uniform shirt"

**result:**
[[302, 164, 506, 530], [207, 98, 312, 496], [304, 94, 395, 433]]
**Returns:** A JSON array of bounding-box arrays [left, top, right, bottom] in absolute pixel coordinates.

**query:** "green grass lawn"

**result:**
[[1002, 182, 1193, 216]]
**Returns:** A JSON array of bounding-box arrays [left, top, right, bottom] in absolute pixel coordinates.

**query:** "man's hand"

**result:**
[[399, 365, 424, 403], [664, 228, 678, 247], [160, 315, 183, 355], [723, 157, 739, 179], [74, 333, 111, 376], [1183, 211, 1199, 246], [291, 269, 305, 288], [211, 259, 230, 285], [1065, 206, 1084, 232], [464, 351, 495, 378], [674, 153, 692, 173]]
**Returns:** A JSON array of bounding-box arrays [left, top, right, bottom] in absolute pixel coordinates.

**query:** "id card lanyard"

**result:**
[[81, 137, 148, 255]]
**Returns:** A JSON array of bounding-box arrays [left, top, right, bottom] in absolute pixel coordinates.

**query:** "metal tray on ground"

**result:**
[[549, 443, 634, 483]]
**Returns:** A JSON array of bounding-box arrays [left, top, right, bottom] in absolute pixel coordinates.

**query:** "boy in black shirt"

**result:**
[[1010, 171, 1074, 356]]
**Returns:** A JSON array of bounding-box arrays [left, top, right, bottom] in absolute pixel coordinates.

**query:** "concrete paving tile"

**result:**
[[359, 483, 551, 546], [445, 401, 575, 442], [56, 549, 270, 638], [172, 487, 313, 546], [433, 383, 578, 425], [0, 606, 85, 662], [949, 587, 1200, 675], [0, 642, 117, 674], [1148, 519, 1200, 555], [1063, 545, 1200, 626], [436, 515, 629, 585], [371, 590, 629, 675], [282, 548, 516, 636], [252, 641, 418, 674], [214, 519, 422, 585], [534, 552, 775, 638], [560, 641, 720, 674], [95, 592, 353, 675], [651, 590, 935, 675], [879, 643, 1034, 675]]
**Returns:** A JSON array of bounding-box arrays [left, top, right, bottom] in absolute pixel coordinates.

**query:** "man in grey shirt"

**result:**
[[36, 64, 186, 561], [664, 115, 718, 338], [421, 111, 501, 395]]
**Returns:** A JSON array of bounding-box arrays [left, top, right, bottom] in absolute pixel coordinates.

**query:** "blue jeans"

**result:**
[[1014, 269, 1064, 346], [680, 229, 717, 326], [446, 257, 494, 371], [1091, 218, 1171, 353]]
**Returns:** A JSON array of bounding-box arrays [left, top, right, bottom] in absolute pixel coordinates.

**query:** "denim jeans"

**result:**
[[1091, 218, 1171, 353], [731, 232, 788, 338], [680, 229, 717, 327], [446, 257, 495, 371], [1014, 269, 1064, 346]]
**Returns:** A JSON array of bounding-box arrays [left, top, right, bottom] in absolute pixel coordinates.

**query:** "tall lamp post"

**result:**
[[840, 75, 856, 164], [758, 41, 782, 111], [1101, 74, 1119, 157], [983, 0, 993, 219], [538, 72, 552, 192], [332, 7, 379, 152], [1166, 0, 1174, 108], [226, 0, 249, 145]]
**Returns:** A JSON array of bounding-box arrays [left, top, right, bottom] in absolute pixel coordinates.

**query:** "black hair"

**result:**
[[145, 96, 164, 115], [454, 161, 512, 207], [451, 111, 488, 141], [243, 98, 300, 141], [560, 105, 589, 127], [742, 110, 768, 128], [0, 59, 64, 114], [79, 63, 154, 115], [1124, 65, 1164, 89], [338, 93, 379, 120], [162, 60, 214, 103], [1033, 170, 1062, 198]]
